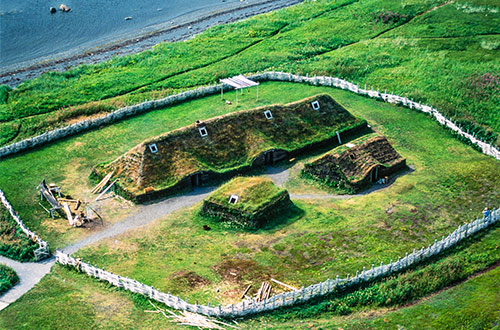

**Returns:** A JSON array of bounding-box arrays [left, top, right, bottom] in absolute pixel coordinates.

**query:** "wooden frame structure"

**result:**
[[220, 75, 259, 104]]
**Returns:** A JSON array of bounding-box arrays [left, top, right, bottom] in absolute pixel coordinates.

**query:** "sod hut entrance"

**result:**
[[200, 177, 292, 228], [191, 173, 203, 187], [303, 134, 406, 192]]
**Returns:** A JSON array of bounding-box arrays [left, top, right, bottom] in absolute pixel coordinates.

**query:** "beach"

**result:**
[[0, 0, 301, 87]]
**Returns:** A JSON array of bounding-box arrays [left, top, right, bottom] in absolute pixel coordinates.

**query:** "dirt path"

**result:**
[[0, 165, 411, 310], [265, 165, 414, 199], [61, 186, 215, 255], [0, 255, 55, 311], [0, 185, 214, 310]]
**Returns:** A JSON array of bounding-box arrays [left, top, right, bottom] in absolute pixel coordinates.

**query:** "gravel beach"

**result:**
[[0, 0, 302, 87]]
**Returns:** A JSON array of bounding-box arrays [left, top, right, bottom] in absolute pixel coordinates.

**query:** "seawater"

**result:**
[[0, 0, 246, 70]]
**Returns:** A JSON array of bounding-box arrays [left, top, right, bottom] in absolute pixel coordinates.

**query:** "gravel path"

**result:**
[[62, 186, 214, 255], [0, 255, 55, 311], [0, 185, 214, 310], [0, 165, 412, 310]]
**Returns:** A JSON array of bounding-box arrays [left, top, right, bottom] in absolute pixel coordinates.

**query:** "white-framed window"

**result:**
[[149, 143, 158, 153], [198, 126, 208, 137], [311, 100, 320, 110], [264, 110, 273, 120], [228, 195, 239, 204]]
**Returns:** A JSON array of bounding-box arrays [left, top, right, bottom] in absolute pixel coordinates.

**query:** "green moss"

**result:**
[[101, 93, 365, 200]]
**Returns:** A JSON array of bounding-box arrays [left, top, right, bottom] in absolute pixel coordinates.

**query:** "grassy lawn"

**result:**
[[1, 0, 499, 146], [0, 82, 334, 250], [60, 82, 500, 307], [0, 0, 498, 327], [1, 82, 498, 253], [1, 222, 497, 329]]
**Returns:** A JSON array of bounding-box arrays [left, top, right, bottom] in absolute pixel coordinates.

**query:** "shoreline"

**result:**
[[0, 0, 302, 87]]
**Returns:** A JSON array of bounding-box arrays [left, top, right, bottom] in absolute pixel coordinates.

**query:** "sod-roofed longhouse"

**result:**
[[93, 94, 366, 202], [201, 177, 292, 228], [303, 134, 406, 192]]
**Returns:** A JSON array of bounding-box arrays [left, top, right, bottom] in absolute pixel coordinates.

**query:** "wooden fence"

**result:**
[[0, 189, 50, 261], [56, 207, 499, 318], [1, 72, 499, 162]]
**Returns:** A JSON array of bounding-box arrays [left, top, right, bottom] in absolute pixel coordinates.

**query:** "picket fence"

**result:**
[[0, 189, 50, 261], [1, 72, 499, 162], [56, 207, 499, 318]]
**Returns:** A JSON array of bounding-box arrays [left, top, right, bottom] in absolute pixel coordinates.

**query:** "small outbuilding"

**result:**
[[200, 177, 292, 228], [303, 134, 406, 192]]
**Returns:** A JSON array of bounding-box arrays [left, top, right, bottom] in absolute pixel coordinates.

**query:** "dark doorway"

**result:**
[[265, 151, 274, 165], [371, 166, 379, 183], [191, 173, 202, 187]]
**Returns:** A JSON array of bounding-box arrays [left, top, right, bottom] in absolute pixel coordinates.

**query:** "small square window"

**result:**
[[228, 195, 239, 204], [198, 126, 208, 137], [264, 110, 273, 120], [149, 143, 158, 153], [311, 100, 320, 110]]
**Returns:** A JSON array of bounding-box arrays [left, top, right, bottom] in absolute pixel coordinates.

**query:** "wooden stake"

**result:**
[[95, 179, 118, 201], [38, 202, 51, 214], [241, 284, 252, 300], [271, 278, 298, 291], [63, 203, 74, 226], [91, 171, 114, 194]]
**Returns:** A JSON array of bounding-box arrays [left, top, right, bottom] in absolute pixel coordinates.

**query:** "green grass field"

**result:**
[[0, 223, 497, 329], [0, 0, 499, 327], [57, 82, 497, 307], [0, 82, 498, 252], [1, 0, 499, 147]]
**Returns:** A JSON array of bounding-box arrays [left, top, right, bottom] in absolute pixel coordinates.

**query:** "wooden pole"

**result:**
[[241, 284, 252, 299], [271, 278, 298, 291], [38, 202, 51, 215], [95, 179, 118, 201]]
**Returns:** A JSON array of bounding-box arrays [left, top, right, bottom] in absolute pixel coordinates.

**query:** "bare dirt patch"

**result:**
[[213, 258, 272, 283], [168, 270, 211, 289]]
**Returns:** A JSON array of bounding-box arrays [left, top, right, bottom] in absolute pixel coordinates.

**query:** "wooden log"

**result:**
[[95, 179, 118, 201], [57, 198, 79, 203], [241, 284, 252, 300], [91, 173, 111, 193], [271, 278, 298, 291], [91, 171, 114, 194], [265, 285, 272, 300], [63, 203, 74, 226]]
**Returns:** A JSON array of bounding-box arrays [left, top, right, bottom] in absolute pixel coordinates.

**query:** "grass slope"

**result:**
[[1, 0, 499, 146]]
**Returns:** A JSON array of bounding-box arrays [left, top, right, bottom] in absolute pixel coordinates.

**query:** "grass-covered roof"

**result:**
[[96, 94, 365, 196], [204, 177, 287, 214], [304, 134, 406, 187]]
